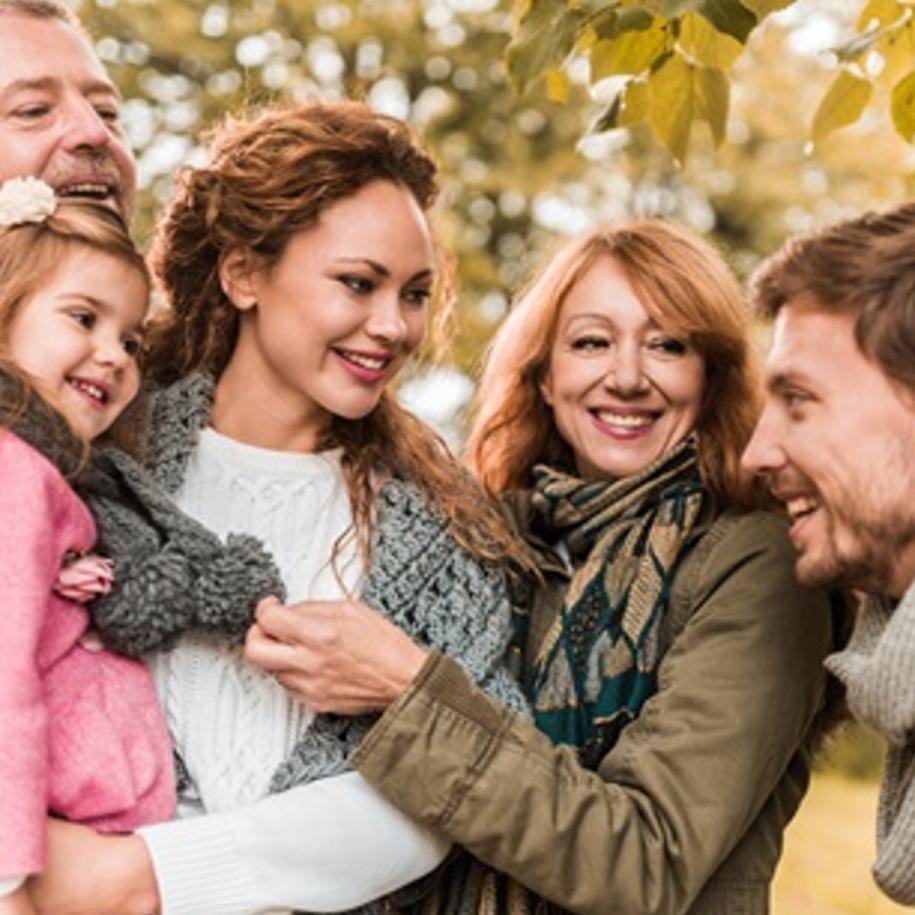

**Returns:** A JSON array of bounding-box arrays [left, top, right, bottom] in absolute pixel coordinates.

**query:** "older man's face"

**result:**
[[742, 304, 915, 598], [0, 13, 136, 217]]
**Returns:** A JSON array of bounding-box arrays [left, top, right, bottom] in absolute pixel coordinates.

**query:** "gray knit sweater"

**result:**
[[0, 369, 285, 658], [145, 373, 530, 913], [826, 586, 915, 905]]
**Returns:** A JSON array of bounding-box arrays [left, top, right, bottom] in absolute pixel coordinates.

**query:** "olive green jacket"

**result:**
[[351, 510, 836, 915]]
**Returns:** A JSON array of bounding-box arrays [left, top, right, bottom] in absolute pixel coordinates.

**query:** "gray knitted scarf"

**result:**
[[0, 368, 285, 657], [825, 586, 915, 905], [146, 373, 530, 914]]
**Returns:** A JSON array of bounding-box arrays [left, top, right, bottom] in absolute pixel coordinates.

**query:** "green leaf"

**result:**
[[678, 11, 743, 68], [812, 70, 872, 143], [739, 0, 794, 18], [696, 65, 729, 143], [591, 5, 656, 40], [505, 0, 586, 94], [891, 68, 915, 140], [590, 16, 668, 78], [674, 0, 757, 43], [647, 52, 695, 163], [702, 0, 757, 43]]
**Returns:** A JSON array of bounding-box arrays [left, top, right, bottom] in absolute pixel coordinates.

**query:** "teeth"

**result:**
[[786, 497, 818, 520], [344, 352, 386, 371], [69, 379, 107, 403], [61, 183, 111, 198], [595, 410, 655, 428]]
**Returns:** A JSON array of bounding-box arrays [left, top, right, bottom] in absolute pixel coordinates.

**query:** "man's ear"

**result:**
[[219, 249, 260, 311]]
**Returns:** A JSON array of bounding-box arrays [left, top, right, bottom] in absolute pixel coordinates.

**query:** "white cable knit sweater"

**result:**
[[138, 429, 449, 915], [148, 429, 360, 813]]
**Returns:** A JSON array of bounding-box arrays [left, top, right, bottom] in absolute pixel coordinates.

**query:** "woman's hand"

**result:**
[[245, 597, 429, 713], [28, 820, 159, 915]]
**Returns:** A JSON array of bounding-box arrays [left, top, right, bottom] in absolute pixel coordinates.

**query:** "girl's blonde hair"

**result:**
[[147, 100, 522, 566], [467, 220, 768, 510]]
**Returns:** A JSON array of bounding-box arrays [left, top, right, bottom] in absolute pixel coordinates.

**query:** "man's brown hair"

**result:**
[[750, 201, 915, 392]]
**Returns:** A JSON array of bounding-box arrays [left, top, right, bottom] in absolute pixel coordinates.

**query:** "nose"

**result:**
[[741, 404, 786, 476], [93, 334, 130, 371], [62, 97, 111, 151], [605, 341, 648, 396], [365, 294, 408, 346]]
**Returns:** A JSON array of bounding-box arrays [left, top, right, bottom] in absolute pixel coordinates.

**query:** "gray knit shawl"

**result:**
[[0, 368, 285, 657], [146, 374, 530, 913], [825, 586, 915, 905]]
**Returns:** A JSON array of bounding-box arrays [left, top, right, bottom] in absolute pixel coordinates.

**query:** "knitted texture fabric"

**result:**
[[145, 373, 531, 915], [0, 368, 285, 658], [825, 587, 915, 905], [79, 449, 286, 655]]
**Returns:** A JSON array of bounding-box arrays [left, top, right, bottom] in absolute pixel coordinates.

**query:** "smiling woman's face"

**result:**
[[218, 178, 435, 449], [540, 255, 705, 480]]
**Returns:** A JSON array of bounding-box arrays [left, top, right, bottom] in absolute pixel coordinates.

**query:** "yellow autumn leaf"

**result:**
[[812, 70, 872, 144]]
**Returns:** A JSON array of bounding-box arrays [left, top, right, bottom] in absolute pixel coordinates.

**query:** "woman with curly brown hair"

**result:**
[[30, 100, 528, 915]]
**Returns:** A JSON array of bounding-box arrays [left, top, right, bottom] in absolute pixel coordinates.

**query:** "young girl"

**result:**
[[0, 178, 173, 915], [29, 101, 529, 915], [0, 178, 284, 915]]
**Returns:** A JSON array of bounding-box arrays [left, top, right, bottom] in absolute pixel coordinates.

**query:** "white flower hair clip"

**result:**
[[0, 177, 57, 228]]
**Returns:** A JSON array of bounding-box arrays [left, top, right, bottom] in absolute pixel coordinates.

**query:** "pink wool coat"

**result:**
[[0, 429, 174, 879]]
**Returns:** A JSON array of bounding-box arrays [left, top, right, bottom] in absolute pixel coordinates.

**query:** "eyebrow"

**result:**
[[0, 76, 121, 103], [766, 369, 810, 393], [563, 312, 661, 329], [335, 257, 434, 284]]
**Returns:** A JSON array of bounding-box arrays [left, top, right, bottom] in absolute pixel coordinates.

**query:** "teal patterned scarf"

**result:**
[[527, 439, 707, 769]]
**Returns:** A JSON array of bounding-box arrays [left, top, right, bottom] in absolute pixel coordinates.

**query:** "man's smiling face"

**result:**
[[742, 303, 915, 598], [0, 12, 136, 217]]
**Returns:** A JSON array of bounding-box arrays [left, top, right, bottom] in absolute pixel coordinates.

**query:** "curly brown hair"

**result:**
[[147, 100, 521, 567]]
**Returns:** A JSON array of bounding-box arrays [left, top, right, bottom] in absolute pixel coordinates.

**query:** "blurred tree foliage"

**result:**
[[73, 0, 915, 379], [507, 0, 915, 160]]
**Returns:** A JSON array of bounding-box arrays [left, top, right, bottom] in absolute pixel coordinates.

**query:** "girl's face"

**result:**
[[218, 179, 434, 450], [7, 246, 147, 441], [540, 255, 705, 480]]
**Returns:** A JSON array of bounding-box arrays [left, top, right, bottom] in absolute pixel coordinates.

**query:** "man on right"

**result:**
[[742, 201, 915, 905]]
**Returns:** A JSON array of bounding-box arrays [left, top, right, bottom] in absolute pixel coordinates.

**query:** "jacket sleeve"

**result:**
[[81, 450, 285, 656], [0, 441, 59, 877], [350, 512, 833, 915]]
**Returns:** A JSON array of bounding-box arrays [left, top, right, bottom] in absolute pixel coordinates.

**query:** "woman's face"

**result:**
[[222, 179, 434, 446], [540, 255, 705, 480]]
